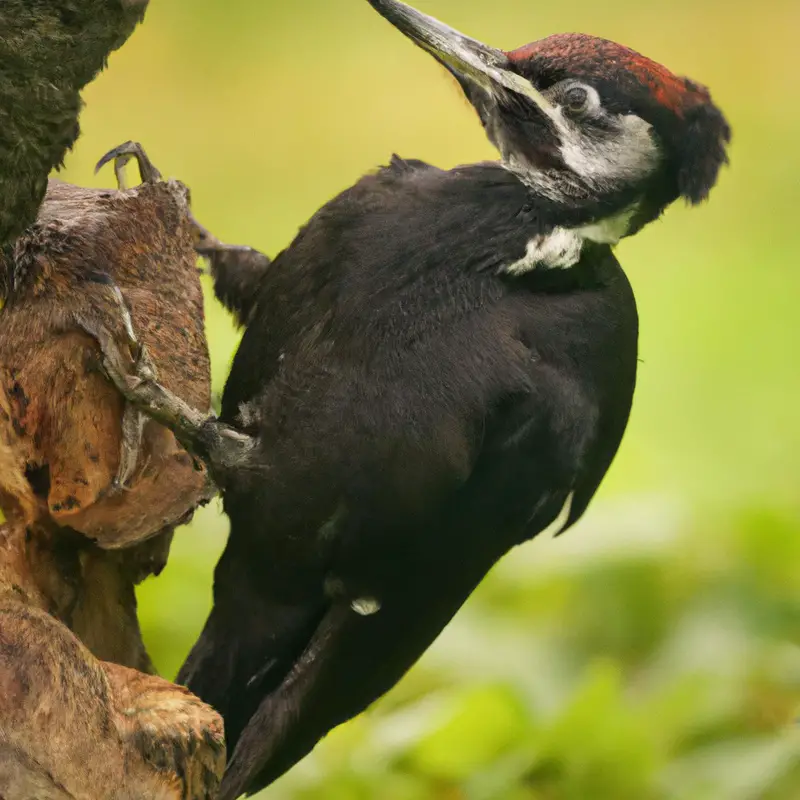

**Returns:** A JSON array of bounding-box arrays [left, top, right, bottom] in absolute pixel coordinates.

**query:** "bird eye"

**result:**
[[563, 86, 591, 115]]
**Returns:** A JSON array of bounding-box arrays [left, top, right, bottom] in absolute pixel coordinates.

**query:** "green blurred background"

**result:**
[[61, 0, 800, 797]]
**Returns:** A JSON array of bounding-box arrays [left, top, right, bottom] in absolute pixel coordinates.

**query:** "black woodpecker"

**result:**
[[87, 1, 731, 796]]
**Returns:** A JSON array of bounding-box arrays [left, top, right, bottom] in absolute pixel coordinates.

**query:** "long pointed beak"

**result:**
[[365, 0, 557, 116]]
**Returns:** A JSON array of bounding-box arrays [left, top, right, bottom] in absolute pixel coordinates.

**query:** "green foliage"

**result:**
[[52, 0, 800, 797]]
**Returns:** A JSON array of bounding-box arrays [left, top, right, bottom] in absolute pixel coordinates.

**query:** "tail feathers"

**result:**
[[176, 600, 327, 758], [217, 551, 509, 797], [218, 606, 353, 800], [213, 537, 504, 797], [218, 589, 456, 799]]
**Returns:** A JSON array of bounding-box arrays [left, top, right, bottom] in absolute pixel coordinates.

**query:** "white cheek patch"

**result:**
[[558, 112, 661, 188], [503, 106, 661, 205]]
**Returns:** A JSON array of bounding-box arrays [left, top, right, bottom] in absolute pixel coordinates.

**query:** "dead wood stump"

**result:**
[[0, 150, 225, 799], [0, 171, 212, 547]]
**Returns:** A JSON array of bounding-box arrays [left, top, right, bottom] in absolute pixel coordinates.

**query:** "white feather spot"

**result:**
[[503, 205, 638, 275], [538, 491, 576, 538], [351, 597, 381, 616], [505, 229, 583, 273]]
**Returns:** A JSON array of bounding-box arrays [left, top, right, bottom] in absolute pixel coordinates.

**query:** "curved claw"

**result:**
[[74, 274, 159, 495], [84, 271, 143, 361], [95, 141, 163, 190]]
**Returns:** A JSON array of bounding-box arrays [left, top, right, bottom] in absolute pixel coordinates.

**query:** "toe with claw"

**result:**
[[75, 308, 152, 496], [110, 403, 146, 495], [95, 140, 163, 190], [79, 272, 156, 495], [186, 209, 272, 327], [76, 297, 255, 485]]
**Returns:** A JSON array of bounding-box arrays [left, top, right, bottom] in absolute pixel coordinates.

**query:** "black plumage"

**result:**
[[184, 158, 640, 793], [87, 1, 730, 796]]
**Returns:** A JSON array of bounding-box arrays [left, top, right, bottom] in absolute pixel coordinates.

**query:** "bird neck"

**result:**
[[494, 164, 644, 276], [501, 202, 638, 275]]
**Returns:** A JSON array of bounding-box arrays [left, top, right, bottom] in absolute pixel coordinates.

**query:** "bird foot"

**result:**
[[76, 277, 255, 483], [108, 403, 146, 495], [186, 209, 271, 326], [188, 209, 268, 266], [77, 273, 156, 496], [95, 140, 163, 190]]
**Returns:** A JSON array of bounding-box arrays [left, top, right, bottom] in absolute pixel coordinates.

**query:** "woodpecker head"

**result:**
[[366, 0, 730, 230]]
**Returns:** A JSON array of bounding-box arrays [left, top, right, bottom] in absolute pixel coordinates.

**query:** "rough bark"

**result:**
[[0, 524, 225, 800], [0, 175, 213, 549], [0, 168, 224, 797]]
